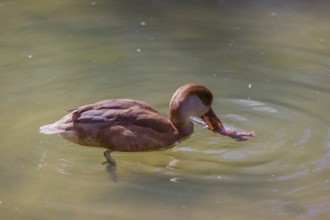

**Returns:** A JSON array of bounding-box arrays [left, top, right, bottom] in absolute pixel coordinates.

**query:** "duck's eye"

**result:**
[[201, 97, 209, 105]]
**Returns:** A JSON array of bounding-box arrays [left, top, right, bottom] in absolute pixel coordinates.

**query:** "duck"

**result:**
[[40, 83, 234, 166]]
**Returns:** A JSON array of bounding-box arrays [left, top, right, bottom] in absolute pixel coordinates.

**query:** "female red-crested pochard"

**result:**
[[40, 83, 254, 166]]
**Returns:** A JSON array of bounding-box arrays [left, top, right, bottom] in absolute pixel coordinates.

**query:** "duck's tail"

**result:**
[[39, 123, 61, 134]]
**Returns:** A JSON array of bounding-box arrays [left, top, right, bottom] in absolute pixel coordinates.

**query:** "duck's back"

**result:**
[[40, 99, 180, 151]]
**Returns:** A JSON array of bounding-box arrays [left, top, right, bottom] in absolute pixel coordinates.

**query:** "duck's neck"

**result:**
[[169, 117, 193, 138], [169, 96, 198, 138], [169, 116, 194, 138]]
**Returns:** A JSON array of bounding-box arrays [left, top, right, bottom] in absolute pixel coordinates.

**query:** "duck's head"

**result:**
[[169, 83, 224, 135]]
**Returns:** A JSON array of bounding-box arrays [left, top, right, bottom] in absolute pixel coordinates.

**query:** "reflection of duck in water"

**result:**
[[40, 83, 254, 166]]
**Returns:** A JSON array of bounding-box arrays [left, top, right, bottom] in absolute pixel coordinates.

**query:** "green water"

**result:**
[[1, 0, 330, 219]]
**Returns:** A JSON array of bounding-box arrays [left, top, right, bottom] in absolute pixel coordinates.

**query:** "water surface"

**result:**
[[1, 0, 330, 219]]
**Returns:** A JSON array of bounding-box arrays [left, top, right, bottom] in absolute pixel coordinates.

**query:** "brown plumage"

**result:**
[[40, 83, 224, 165]]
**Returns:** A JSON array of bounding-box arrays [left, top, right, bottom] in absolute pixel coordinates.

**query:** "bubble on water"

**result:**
[[140, 21, 146, 26], [170, 177, 181, 183], [28, 54, 32, 59], [167, 159, 178, 169], [91, 1, 96, 6], [136, 48, 142, 52], [248, 83, 252, 88]]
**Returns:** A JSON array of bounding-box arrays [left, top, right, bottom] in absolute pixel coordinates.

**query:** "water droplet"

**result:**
[[170, 177, 180, 183], [167, 159, 178, 169]]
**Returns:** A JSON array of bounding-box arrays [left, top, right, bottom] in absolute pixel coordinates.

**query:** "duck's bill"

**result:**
[[201, 108, 224, 133], [201, 108, 255, 141]]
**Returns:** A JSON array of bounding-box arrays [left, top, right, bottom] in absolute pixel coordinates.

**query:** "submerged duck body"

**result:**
[[40, 83, 224, 155]]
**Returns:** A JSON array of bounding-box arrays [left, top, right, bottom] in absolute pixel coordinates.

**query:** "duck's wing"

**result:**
[[68, 99, 159, 113], [48, 99, 179, 150], [70, 99, 174, 133]]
